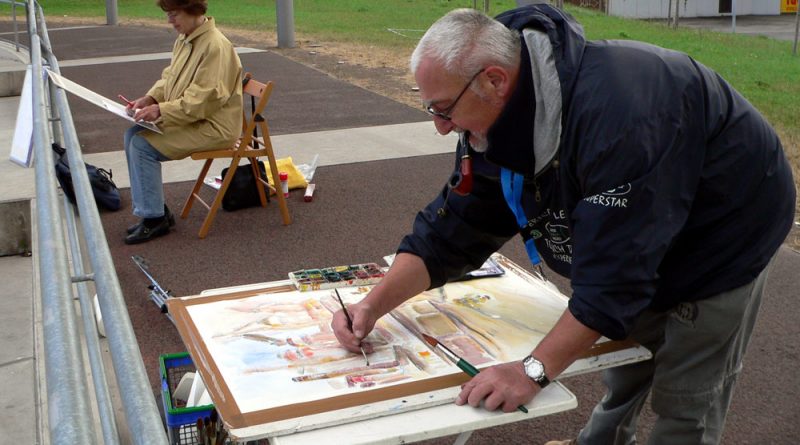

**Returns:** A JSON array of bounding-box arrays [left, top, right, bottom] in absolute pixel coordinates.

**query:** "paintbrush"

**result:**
[[204, 416, 212, 445], [195, 417, 204, 445], [209, 409, 218, 445], [217, 428, 228, 445], [421, 333, 528, 414], [335, 288, 370, 366]]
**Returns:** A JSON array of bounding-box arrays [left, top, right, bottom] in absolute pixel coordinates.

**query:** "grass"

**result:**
[[9, 1, 800, 181]]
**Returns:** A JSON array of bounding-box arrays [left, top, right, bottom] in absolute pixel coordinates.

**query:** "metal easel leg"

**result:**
[[452, 431, 473, 445]]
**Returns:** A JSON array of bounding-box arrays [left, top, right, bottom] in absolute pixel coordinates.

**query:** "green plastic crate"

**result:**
[[159, 352, 214, 445]]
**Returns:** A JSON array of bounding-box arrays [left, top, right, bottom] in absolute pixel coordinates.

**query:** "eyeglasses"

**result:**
[[424, 68, 485, 121], [166, 10, 179, 19]]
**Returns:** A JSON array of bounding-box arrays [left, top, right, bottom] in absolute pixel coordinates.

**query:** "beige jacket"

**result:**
[[143, 17, 243, 160]]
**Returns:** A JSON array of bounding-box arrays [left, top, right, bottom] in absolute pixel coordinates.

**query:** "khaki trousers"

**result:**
[[577, 258, 774, 445]]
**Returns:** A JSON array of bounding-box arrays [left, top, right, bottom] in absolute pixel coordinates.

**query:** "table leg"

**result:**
[[452, 431, 473, 445]]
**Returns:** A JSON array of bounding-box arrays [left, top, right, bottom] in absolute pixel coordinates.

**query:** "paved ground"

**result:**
[[1, 11, 799, 445]]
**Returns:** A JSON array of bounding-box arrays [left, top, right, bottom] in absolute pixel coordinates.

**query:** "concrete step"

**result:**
[[0, 39, 28, 97]]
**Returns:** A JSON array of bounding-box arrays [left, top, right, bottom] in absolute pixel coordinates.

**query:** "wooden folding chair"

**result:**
[[181, 73, 291, 238]]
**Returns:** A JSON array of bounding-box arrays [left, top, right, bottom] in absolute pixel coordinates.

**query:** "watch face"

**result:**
[[524, 356, 544, 379]]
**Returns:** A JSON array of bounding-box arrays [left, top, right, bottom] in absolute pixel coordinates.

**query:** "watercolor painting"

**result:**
[[392, 258, 567, 364], [171, 255, 571, 425], [185, 286, 454, 414]]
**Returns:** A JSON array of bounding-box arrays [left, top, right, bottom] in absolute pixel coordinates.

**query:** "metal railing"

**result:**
[[11, 1, 169, 443]]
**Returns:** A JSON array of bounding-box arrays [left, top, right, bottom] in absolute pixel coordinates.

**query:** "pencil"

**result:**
[[117, 94, 134, 106], [334, 288, 369, 366], [422, 333, 529, 414]]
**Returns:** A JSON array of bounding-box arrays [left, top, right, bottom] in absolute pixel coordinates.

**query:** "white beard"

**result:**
[[456, 129, 488, 153], [470, 134, 488, 152]]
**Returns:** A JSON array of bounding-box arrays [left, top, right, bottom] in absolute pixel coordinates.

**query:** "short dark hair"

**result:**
[[157, 0, 207, 16]]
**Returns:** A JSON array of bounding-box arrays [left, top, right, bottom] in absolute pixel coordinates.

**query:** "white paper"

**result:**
[[173, 371, 196, 403], [10, 66, 34, 167], [186, 371, 207, 408], [46, 69, 162, 134]]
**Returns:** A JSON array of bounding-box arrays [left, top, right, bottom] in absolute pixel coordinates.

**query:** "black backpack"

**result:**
[[221, 160, 269, 211], [52, 143, 122, 211]]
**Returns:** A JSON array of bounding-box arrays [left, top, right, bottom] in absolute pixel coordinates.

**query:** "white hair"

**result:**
[[410, 8, 520, 80]]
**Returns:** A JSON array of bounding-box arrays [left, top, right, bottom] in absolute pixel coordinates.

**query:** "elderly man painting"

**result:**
[[332, 4, 795, 445]]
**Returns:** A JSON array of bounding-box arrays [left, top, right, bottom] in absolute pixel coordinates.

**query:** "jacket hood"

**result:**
[[496, 4, 585, 107], [484, 5, 585, 176]]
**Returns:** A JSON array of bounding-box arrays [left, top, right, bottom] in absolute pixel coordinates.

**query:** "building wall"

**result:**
[[607, 0, 781, 18]]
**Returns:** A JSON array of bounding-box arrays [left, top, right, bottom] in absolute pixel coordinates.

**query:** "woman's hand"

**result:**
[[133, 103, 161, 122], [131, 95, 156, 109]]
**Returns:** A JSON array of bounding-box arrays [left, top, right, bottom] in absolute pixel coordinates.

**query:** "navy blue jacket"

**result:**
[[397, 5, 796, 340]]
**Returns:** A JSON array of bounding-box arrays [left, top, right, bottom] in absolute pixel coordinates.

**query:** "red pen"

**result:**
[[118, 94, 134, 106]]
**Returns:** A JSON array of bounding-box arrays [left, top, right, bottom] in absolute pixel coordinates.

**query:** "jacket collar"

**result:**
[[179, 16, 214, 44], [485, 28, 564, 178], [485, 39, 537, 176], [485, 4, 586, 177]]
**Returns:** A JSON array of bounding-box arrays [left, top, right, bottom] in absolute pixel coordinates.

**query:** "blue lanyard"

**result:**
[[500, 168, 542, 266]]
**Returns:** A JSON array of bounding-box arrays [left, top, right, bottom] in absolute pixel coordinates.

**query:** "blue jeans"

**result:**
[[124, 126, 170, 219], [577, 256, 774, 445]]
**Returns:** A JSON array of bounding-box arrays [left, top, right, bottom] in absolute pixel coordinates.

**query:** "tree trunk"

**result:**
[[667, 0, 673, 26], [793, 3, 799, 56], [672, 0, 681, 29]]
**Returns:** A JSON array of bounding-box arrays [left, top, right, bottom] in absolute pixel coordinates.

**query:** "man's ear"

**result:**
[[482, 65, 514, 99]]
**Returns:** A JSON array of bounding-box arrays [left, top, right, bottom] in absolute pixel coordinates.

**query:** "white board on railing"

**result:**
[[9, 65, 33, 168]]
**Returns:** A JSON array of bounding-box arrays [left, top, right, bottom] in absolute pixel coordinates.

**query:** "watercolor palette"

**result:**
[[289, 263, 385, 291]]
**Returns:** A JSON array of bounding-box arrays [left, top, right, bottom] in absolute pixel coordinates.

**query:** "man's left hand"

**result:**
[[455, 360, 540, 412]]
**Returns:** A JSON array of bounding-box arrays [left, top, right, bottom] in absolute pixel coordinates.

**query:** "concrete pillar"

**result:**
[[276, 0, 295, 48], [105, 0, 118, 26]]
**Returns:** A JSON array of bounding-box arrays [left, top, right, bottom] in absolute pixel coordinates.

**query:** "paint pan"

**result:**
[[289, 263, 386, 291]]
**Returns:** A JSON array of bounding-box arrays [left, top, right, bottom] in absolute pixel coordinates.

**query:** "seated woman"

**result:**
[[123, 0, 242, 244]]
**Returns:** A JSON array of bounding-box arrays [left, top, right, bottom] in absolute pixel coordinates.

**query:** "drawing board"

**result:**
[[46, 69, 162, 134], [168, 255, 639, 430]]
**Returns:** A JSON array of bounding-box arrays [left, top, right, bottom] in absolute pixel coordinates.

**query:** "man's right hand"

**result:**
[[331, 253, 432, 353], [331, 301, 377, 353]]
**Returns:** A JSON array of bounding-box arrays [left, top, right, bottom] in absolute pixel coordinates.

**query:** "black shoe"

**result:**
[[124, 217, 171, 244], [126, 207, 175, 234], [126, 221, 142, 235]]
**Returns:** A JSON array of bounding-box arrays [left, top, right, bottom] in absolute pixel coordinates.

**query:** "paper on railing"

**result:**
[[46, 69, 162, 134]]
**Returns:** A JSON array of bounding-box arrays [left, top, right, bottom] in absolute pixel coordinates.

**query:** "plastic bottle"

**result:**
[[279, 172, 289, 198]]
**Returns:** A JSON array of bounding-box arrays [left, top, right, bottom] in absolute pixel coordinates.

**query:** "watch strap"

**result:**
[[535, 374, 550, 389]]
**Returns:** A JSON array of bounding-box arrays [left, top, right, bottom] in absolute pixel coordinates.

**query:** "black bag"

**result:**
[[52, 143, 122, 211], [221, 160, 269, 211]]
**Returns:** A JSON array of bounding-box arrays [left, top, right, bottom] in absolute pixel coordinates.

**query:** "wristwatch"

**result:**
[[522, 355, 550, 388]]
